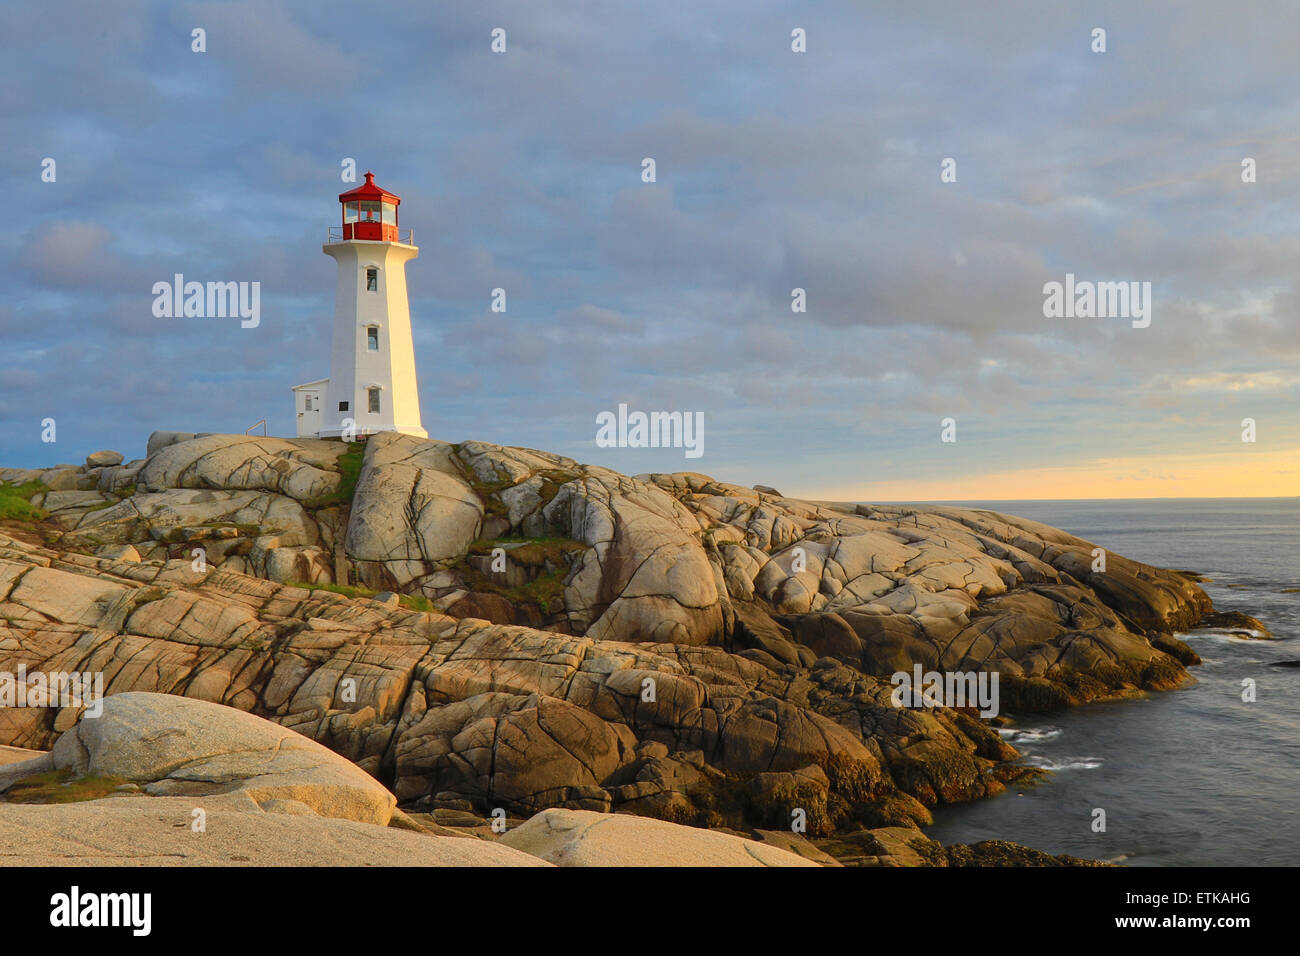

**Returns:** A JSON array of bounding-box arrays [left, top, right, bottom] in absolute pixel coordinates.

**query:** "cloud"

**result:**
[[556, 305, 645, 335], [0, 0, 1295, 496], [176, 0, 354, 92], [19, 221, 117, 289]]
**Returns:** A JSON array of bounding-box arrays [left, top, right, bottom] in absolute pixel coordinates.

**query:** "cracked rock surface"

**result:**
[[0, 431, 1212, 839]]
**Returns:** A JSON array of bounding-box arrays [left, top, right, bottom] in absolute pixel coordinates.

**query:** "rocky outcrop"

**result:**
[[0, 694, 550, 866], [0, 692, 397, 826], [5, 432, 1211, 694], [0, 528, 1011, 824], [1198, 610, 1273, 639], [11, 438, 348, 585], [0, 797, 550, 866], [137, 435, 342, 503], [0, 430, 1216, 844], [500, 807, 818, 866], [813, 825, 1107, 867], [345, 436, 483, 587], [0, 693, 825, 867]]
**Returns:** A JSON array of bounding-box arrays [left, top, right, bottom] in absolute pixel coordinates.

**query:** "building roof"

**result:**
[[292, 378, 329, 390], [338, 171, 400, 205]]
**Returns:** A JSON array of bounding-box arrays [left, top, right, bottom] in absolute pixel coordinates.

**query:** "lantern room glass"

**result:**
[[340, 193, 400, 241]]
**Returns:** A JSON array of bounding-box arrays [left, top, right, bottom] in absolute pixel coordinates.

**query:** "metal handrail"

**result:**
[[325, 226, 414, 245], [246, 419, 267, 436]]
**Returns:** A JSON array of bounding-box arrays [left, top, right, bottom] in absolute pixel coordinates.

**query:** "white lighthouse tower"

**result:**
[[293, 171, 427, 439]]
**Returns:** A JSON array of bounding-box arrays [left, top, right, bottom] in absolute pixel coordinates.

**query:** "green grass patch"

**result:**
[[5, 769, 130, 804], [452, 458, 514, 518], [304, 443, 366, 507], [0, 480, 49, 521], [496, 574, 568, 615], [458, 536, 587, 615], [467, 536, 587, 567], [454, 457, 514, 495], [332, 442, 366, 502]]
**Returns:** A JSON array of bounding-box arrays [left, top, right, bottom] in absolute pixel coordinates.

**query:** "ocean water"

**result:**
[[918, 498, 1300, 867]]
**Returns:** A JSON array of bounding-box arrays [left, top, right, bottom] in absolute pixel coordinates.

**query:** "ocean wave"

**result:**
[[1178, 629, 1270, 641], [998, 726, 1062, 744], [1025, 756, 1103, 771]]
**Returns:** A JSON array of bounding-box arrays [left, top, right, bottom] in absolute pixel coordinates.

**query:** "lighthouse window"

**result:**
[[366, 268, 378, 291], [359, 200, 382, 222], [367, 327, 379, 350], [381, 202, 397, 226], [344, 202, 359, 223], [368, 388, 381, 414]]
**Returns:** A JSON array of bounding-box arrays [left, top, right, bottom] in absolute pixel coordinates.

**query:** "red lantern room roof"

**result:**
[[338, 171, 400, 205]]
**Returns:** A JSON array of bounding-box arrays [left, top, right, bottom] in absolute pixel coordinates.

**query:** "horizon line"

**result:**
[[851, 495, 1300, 504]]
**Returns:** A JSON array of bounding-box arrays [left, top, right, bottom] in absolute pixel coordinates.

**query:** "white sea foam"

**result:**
[[1180, 629, 1268, 642], [998, 726, 1062, 744], [1027, 756, 1103, 771]]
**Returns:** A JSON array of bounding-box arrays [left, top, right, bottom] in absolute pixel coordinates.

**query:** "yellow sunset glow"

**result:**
[[804, 447, 1300, 502]]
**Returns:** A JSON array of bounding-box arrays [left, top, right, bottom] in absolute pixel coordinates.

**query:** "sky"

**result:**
[[2, 0, 1297, 501]]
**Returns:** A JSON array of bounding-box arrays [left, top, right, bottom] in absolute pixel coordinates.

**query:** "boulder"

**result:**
[[0, 468, 44, 485], [138, 434, 342, 502], [64, 488, 317, 550], [1, 692, 398, 826], [500, 808, 820, 866], [146, 431, 197, 456], [38, 467, 80, 491], [394, 692, 628, 812], [85, 451, 124, 468], [345, 433, 483, 583], [545, 474, 724, 644]]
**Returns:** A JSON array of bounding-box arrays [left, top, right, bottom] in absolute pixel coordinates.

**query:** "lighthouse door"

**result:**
[[297, 389, 323, 437]]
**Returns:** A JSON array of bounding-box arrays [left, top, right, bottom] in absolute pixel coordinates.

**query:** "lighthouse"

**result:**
[[293, 172, 427, 440]]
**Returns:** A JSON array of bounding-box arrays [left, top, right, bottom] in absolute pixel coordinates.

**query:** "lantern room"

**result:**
[[338, 171, 401, 242]]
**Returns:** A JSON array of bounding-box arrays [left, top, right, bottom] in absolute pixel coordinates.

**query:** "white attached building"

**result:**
[[292, 378, 327, 438], [294, 171, 427, 440]]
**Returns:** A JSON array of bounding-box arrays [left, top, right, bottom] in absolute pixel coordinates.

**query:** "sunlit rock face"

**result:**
[[0, 431, 1211, 831]]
